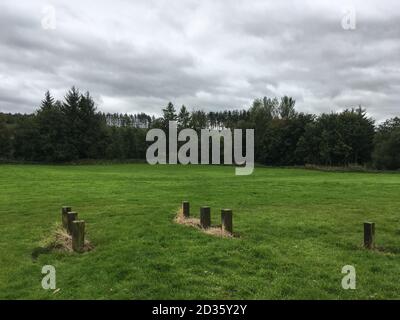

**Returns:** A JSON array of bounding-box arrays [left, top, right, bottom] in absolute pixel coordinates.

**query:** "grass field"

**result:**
[[1, 164, 400, 299]]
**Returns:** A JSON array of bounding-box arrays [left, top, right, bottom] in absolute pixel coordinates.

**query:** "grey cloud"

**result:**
[[0, 0, 399, 121]]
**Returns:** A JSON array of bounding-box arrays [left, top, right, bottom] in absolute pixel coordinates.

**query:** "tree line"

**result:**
[[0, 87, 399, 169]]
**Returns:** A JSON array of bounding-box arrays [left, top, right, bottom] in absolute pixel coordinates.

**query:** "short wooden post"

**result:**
[[67, 212, 78, 234], [200, 206, 211, 229], [62, 206, 72, 229], [221, 209, 233, 234], [364, 222, 375, 249], [72, 220, 85, 253], [182, 201, 190, 218]]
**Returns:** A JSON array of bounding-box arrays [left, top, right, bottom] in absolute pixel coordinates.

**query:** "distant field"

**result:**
[[1, 164, 400, 299]]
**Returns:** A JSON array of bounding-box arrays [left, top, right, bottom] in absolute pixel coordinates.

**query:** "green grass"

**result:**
[[1, 164, 400, 299]]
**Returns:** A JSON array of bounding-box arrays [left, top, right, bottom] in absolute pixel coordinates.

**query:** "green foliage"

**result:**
[[279, 96, 296, 120], [6, 88, 111, 162], [105, 126, 147, 160], [162, 102, 177, 130], [297, 108, 375, 166], [0, 119, 12, 159], [13, 115, 41, 161], [58, 88, 108, 161], [190, 110, 208, 131], [0, 90, 398, 169], [261, 113, 314, 165], [36, 93, 68, 161], [373, 117, 400, 170], [178, 105, 191, 129]]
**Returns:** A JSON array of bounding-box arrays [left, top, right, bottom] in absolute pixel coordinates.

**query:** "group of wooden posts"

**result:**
[[182, 201, 233, 234], [60, 204, 375, 250], [184, 202, 376, 247], [61, 207, 86, 252]]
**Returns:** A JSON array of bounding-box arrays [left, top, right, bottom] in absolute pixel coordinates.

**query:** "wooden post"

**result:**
[[364, 222, 375, 249], [182, 201, 190, 218], [67, 212, 78, 234], [221, 209, 233, 234], [72, 220, 85, 253], [200, 206, 211, 229], [62, 206, 72, 229]]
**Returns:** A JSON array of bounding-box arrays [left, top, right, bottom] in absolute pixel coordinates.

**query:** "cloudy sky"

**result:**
[[0, 0, 399, 121]]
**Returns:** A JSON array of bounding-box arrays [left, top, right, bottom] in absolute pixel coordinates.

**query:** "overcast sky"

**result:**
[[0, 0, 399, 121]]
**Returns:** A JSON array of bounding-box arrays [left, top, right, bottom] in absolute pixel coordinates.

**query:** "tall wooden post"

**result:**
[[62, 206, 72, 229], [67, 212, 78, 234], [364, 222, 375, 249], [72, 220, 85, 253], [221, 209, 233, 234], [200, 206, 211, 229], [182, 201, 190, 218]]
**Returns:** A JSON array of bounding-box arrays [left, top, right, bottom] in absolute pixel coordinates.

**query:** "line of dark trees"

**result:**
[[0, 87, 399, 169]]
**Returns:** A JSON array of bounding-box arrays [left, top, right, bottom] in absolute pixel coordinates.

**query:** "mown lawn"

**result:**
[[0, 164, 400, 299]]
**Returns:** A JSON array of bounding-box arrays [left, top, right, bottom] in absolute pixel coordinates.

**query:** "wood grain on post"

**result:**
[[72, 220, 85, 253], [182, 201, 190, 218], [200, 206, 211, 229], [62, 206, 72, 229], [364, 222, 375, 249], [221, 209, 233, 234], [67, 212, 78, 234]]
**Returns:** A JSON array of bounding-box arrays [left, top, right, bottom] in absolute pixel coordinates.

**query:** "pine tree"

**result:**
[[162, 102, 177, 121], [36, 91, 67, 161], [77, 91, 107, 159], [60, 87, 82, 160], [178, 105, 190, 129], [40, 91, 55, 110]]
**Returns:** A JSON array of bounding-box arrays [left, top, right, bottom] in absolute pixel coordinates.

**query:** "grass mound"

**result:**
[[32, 224, 93, 259]]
